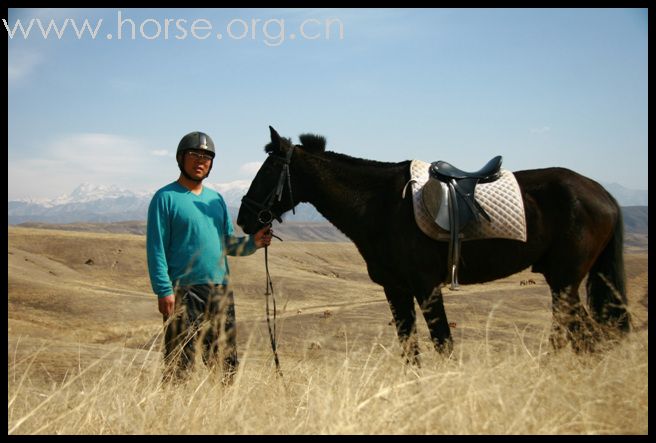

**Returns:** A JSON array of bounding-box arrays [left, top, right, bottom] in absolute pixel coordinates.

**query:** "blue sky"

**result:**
[[7, 8, 648, 200]]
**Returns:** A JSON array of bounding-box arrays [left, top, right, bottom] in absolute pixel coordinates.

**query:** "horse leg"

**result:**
[[549, 283, 598, 353], [416, 286, 453, 356], [586, 214, 631, 337], [384, 286, 420, 366]]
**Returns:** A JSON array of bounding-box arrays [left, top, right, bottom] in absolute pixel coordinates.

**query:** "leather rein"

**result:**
[[240, 147, 296, 376]]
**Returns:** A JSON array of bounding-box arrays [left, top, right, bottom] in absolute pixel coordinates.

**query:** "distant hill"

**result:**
[[15, 220, 150, 236], [601, 183, 648, 206], [621, 206, 648, 235], [621, 206, 648, 251], [8, 181, 647, 225], [251, 222, 349, 242], [15, 205, 646, 248], [15, 220, 350, 242]]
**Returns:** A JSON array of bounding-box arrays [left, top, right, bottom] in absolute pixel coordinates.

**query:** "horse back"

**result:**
[[514, 167, 619, 219]]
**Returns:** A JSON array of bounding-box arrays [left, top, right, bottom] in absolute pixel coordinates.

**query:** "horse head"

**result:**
[[237, 126, 326, 234]]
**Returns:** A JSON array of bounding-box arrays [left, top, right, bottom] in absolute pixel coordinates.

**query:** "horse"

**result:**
[[237, 126, 631, 363]]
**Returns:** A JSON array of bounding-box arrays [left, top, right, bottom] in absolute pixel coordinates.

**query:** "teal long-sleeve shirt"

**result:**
[[146, 182, 257, 298]]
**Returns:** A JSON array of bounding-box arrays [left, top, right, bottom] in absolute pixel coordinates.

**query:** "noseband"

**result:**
[[241, 147, 296, 226]]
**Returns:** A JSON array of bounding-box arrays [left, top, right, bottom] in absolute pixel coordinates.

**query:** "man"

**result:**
[[147, 131, 272, 383]]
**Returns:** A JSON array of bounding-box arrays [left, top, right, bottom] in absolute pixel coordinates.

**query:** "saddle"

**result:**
[[428, 156, 503, 290]]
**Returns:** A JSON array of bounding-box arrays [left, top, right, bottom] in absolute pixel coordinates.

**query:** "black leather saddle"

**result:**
[[431, 156, 503, 182], [428, 155, 503, 289]]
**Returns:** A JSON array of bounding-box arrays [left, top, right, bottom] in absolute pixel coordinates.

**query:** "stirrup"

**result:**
[[446, 182, 461, 291], [450, 264, 459, 290]]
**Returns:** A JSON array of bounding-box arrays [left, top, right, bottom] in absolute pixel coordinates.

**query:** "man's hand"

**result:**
[[158, 294, 175, 319], [253, 225, 273, 249]]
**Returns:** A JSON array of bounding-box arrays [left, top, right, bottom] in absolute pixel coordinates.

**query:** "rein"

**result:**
[[264, 242, 282, 376], [241, 147, 296, 377]]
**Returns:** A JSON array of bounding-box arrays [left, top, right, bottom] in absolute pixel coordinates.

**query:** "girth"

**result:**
[[428, 155, 503, 290]]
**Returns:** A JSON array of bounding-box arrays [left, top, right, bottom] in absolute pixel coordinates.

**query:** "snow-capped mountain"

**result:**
[[8, 181, 326, 224], [204, 180, 251, 207], [8, 183, 153, 224], [56, 183, 151, 205], [9, 180, 646, 225]]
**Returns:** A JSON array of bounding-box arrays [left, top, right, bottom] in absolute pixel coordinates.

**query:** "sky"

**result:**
[[7, 8, 648, 201]]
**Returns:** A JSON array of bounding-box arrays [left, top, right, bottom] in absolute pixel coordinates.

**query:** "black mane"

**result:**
[[265, 132, 399, 170], [298, 134, 326, 153], [322, 151, 404, 169]]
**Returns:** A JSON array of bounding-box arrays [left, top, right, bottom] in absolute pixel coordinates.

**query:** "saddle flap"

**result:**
[[421, 176, 488, 232], [420, 177, 450, 231]]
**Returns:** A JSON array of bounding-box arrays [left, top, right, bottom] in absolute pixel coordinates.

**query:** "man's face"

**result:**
[[182, 149, 214, 180]]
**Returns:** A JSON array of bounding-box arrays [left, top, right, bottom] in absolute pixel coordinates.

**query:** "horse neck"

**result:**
[[294, 151, 406, 243]]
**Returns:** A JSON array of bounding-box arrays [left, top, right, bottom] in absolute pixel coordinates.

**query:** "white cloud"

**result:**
[[151, 149, 173, 157], [8, 132, 177, 200], [7, 49, 44, 85], [530, 126, 551, 134], [239, 161, 263, 176], [48, 133, 148, 171]]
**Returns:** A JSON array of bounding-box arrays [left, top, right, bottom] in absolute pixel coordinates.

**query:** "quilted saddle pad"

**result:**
[[406, 160, 527, 242]]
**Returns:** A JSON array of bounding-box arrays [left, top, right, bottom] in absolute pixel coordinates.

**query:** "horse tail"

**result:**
[[586, 204, 631, 334]]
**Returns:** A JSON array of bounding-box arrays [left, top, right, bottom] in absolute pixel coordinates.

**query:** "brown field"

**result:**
[[8, 226, 648, 434]]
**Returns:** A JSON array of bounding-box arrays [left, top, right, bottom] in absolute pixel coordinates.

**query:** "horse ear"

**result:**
[[269, 126, 280, 144], [266, 126, 294, 155]]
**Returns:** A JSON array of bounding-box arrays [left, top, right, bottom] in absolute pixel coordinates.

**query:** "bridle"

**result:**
[[240, 146, 296, 226], [240, 146, 296, 377]]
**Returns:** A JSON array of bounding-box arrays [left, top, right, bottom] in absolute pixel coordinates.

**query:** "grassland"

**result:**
[[8, 226, 648, 434]]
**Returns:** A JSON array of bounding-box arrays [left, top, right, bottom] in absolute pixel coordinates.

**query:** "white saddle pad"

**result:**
[[405, 160, 527, 242]]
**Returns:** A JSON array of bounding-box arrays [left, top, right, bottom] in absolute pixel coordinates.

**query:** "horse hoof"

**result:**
[[435, 338, 454, 357]]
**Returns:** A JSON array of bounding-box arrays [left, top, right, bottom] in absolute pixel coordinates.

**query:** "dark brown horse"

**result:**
[[237, 127, 631, 363]]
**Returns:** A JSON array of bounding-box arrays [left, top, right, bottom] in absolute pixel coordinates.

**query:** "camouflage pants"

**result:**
[[163, 284, 238, 383]]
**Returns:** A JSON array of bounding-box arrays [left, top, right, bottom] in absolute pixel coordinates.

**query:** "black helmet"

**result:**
[[176, 131, 216, 181], [177, 131, 215, 158]]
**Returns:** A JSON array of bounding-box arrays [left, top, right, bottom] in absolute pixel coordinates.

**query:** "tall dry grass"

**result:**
[[8, 325, 648, 435]]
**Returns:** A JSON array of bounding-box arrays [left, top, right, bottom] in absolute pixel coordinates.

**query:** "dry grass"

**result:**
[[7, 226, 648, 434], [8, 329, 648, 434]]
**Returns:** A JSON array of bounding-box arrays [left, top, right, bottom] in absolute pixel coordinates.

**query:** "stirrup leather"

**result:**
[[429, 156, 503, 290]]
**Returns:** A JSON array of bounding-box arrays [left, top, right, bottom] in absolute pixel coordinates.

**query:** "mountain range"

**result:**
[[7, 180, 648, 226], [7, 181, 327, 225]]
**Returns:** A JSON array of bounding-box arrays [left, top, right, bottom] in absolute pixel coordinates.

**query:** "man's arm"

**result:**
[[146, 193, 175, 316], [225, 226, 272, 256]]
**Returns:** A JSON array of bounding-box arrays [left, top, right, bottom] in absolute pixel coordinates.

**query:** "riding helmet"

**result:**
[[176, 131, 216, 158], [176, 131, 216, 180]]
